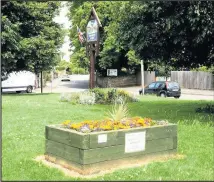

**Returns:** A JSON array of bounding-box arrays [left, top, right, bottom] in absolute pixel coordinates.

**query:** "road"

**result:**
[[35, 75, 214, 101], [35, 75, 89, 93]]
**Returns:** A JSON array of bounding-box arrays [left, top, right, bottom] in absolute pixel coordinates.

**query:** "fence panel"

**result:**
[[171, 71, 214, 90], [136, 71, 156, 86]]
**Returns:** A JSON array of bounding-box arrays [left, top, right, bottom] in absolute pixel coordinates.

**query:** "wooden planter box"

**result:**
[[45, 124, 177, 174]]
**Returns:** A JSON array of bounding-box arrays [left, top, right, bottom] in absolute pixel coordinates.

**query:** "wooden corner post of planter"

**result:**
[[86, 7, 102, 89]]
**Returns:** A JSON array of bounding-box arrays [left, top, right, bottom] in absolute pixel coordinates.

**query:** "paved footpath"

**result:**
[[181, 88, 214, 96]]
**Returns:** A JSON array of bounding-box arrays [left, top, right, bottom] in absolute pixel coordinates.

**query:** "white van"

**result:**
[[2, 71, 37, 93]]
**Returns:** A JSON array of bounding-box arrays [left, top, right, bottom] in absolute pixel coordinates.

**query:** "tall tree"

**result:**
[[118, 1, 214, 69], [68, 1, 139, 76], [1, 1, 64, 76]]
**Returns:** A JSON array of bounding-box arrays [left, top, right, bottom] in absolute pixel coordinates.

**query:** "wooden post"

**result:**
[[89, 49, 95, 88], [41, 71, 43, 93], [141, 60, 144, 95], [51, 70, 53, 93], [86, 7, 102, 89]]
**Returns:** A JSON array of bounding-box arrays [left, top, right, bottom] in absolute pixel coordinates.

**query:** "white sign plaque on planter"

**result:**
[[98, 134, 107, 143], [125, 131, 146, 153]]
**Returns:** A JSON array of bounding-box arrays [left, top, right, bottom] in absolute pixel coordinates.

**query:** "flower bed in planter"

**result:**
[[45, 118, 177, 175]]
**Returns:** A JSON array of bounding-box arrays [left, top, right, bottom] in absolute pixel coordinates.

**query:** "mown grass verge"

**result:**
[[2, 93, 214, 180]]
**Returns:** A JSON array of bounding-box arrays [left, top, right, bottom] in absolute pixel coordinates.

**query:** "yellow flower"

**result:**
[[66, 116, 156, 132], [88, 124, 94, 129], [62, 120, 71, 126], [113, 126, 119, 130], [70, 123, 82, 130], [100, 125, 112, 130], [83, 120, 92, 125]]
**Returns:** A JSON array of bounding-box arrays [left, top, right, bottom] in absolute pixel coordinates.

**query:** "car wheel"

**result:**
[[26, 86, 32, 93], [160, 92, 166, 97], [174, 96, 180, 99]]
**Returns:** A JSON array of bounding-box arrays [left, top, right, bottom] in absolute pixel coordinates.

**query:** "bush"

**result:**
[[89, 88, 139, 104], [79, 91, 96, 105], [70, 92, 80, 104], [59, 93, 72, 102], [59, 92, 80, 104], [107, 88, 118, 103], [107, 88, 139, 103], [59, 89, 139, 105], [89, 88, 107, 104], [117, 90, 131, 102]]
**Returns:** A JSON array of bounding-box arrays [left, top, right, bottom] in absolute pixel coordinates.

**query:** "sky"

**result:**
[[53, 2, 72, 62]]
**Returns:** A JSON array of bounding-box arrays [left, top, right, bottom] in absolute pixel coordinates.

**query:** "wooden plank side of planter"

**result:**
[[173, 136, 177, 150], [46, 125, 90, 149], [89, 131, 124, 149], [89, 124, 177, 148], [45, 139, 81, 163], [81, 137, 175, 164], [84, 148, 177, 171], [45, 148, 177, 175], [117, 124, 177, 140]]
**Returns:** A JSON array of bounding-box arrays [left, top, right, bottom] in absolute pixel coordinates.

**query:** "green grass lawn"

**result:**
[[2, 93, 214, 180]]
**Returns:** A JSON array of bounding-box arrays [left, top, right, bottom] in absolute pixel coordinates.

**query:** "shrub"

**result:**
[[59, 92, 80, 104], [114, 96, 126, 104], [129, 93, 140, 102], [106, 88, 118, 103], [79, 91, 96, 105], [90, 88, 139, 104], [117, 90, 132, 102], [59, 93, 72, 102], [59, 89, 139, 105], [107, 88, 139, 103], [70, 92, 80, 104], [89, 88, 107, 104]]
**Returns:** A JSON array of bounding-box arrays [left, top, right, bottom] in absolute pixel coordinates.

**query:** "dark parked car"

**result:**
[[139, 81, 181, 98]]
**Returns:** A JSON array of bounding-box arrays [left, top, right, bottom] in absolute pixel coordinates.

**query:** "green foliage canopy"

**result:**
[[1, 1, 64, 75], [68, 1, 139, 76], [118, 1, 214, 69], [68, 1, 214, 77]]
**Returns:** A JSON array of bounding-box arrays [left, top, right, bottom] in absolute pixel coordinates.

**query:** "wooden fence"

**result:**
[[171, 71, 214, 90], [136, 71, 155, 86]]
